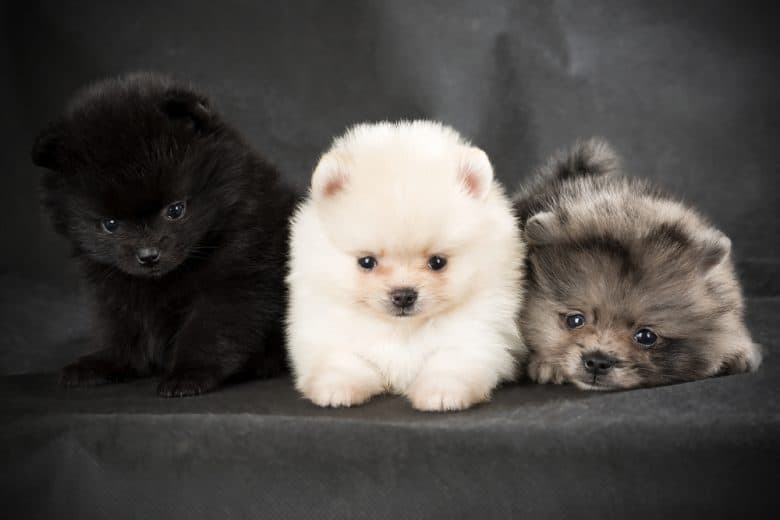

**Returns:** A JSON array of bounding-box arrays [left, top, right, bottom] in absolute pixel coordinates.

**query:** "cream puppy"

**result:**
[[286, 121, 525, 411]]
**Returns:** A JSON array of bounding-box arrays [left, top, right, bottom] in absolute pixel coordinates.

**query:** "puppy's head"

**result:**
[[32, 73, 236, 278], [522, 183, 757, 389], [308, 121, 508, 321]]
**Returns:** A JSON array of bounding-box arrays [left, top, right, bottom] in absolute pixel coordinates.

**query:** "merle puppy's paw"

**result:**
[[718, 347, 762, 376], [526, 356, 566, 384], [157, 368, 222, 397], [60, 358, 131, 387]]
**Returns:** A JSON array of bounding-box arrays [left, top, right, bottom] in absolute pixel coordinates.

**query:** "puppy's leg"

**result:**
[[526, 352, 567, 384], [61, 348, 138, 387], [158, 292, 270, 397], [407, 343, 516, 412], [297, 353, 385, 408], [61, 312, 142, 387], [716, 336, 763, 376]]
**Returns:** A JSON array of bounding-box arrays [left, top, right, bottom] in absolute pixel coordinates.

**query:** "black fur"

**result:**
[[32, 73, 300, 396]]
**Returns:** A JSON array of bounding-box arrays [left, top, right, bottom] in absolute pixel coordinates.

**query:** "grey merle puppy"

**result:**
[[514, 139, 761, 390]]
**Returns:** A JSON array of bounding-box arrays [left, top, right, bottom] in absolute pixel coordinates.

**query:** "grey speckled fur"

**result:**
[[514, 139, 761, 390]]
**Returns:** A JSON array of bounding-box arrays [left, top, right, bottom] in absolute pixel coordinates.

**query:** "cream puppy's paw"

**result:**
[[300, 363, 384, 408], [527, 356, 566, 384], [407, 377, 489, 412], [305, 381, 373, 408]]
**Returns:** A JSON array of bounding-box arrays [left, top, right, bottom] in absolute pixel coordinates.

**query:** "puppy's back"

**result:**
[[513, 138, 621, 223]]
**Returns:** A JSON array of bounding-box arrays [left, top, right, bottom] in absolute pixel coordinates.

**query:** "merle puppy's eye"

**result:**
[[565, 313, 586, 329], [101, 218, 119, 233], [358, 256, 377, 270], [165, 201, 186, 220], [634, 328, 658, 347], [427, 255, 447, 271]]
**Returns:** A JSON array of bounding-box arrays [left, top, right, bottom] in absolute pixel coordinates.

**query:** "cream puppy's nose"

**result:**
[[389, 287, 417, 309]]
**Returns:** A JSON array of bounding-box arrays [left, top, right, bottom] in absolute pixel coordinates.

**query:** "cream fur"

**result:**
[[286, 121, 525, 411]]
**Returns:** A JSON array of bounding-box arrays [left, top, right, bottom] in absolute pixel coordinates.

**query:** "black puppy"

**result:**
[[32, 73, 299, 396]]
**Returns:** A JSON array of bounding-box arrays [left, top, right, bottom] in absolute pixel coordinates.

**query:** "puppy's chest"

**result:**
[[100, 279, 197, 350], [360, 331, 437, 390], [105, 278, 191, 312]]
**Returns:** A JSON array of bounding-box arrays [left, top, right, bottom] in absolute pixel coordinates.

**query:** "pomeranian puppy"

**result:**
[[514, 139, 761, 390], [286, 121, 525, 411], [32, 73, 298, 396]]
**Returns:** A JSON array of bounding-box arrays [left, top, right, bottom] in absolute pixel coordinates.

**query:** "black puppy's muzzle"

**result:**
[[136, 247, 160, 266]]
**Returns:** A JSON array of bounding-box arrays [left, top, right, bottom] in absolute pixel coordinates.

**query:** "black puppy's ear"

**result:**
[[32, 120, 67, 171], [160, 88, 214, 133]]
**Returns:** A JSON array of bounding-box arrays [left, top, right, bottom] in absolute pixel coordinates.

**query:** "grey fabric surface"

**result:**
[[1, 297, 777, 518], [1, 1, 778, 518]]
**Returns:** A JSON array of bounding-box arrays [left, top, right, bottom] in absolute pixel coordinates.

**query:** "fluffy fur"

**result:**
[[32, 73, 298, 396], [286, 121, 525, 411], [514, 138, 761, 390]]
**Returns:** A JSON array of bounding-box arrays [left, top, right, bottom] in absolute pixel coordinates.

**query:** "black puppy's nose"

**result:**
[[136, 247, 160, 265], [390, 287, 418, 309], [582, 352, 616, 375]]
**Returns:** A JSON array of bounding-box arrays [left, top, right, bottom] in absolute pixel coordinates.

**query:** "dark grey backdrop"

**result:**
[[4, 0, 779, 375], [1, 2, 779, 519], [5, 0, 780, 278], [3, 0, 779, 374]]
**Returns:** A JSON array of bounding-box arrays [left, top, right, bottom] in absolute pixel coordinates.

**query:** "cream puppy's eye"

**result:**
[[565, 313, 585, 329], [358, 256, 377, 270], [427, 255, 447, 271]]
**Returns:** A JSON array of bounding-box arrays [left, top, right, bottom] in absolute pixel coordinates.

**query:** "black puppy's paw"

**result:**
[[60, 358, 131, 387], [157, 369, 222, 397]]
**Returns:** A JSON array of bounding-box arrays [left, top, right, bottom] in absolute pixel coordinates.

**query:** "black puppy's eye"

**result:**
[[165, 201, 186, 220], [565, 313, 586, 329], [427, 255, 447, 271], [101, 218, 119, 233], [358, 256, 377, 270], [634, 328, 658, 347]]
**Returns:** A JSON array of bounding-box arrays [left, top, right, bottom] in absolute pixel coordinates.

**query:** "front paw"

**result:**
[[527, 356, 566, 384], [301, 373, 381, 408], [718, 344, 763, 376], [157, 368, 222, 397], [60, 357, 131, 387], [407, 378, 488, 412]]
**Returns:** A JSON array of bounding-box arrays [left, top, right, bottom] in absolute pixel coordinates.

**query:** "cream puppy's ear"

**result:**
[[458, 146, 494, 200], [311, 152, 349, 201]]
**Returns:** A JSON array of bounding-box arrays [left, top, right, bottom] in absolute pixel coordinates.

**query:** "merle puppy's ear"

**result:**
[[524, 211, 563, 246], [160, 87, 213, 133], [32, 120, 67, 171], [696, 229, 732, 272]]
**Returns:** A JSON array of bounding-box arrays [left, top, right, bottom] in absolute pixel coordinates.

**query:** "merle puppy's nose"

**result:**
[[582, 351, 616, 375], [136, 247, 160, 266], [390, 287, 418, 309]]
